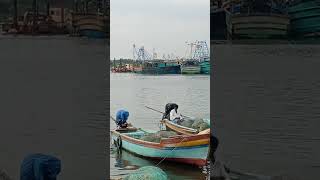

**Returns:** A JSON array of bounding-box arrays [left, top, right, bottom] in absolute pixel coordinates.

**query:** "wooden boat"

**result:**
[[72, 13, 107, 38], [136, 60, 181, 74], [288, 0, 320, 38], [161, 119, 198, 135], [223, 0, 290, 39], [200, 58, 210, 75], [181, 60, 201, 74], [111, 128, 210, 166], [226, 12, 290, 39]]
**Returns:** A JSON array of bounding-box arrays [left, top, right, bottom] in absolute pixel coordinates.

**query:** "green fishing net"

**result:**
[[123, 166, 168, 180], [180, 118, 210, 132], [139, 131, 178, 143]]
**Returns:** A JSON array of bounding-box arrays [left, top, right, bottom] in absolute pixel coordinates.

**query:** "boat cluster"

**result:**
[[111, 59, 211, 75], [211, 0, 320, 40]]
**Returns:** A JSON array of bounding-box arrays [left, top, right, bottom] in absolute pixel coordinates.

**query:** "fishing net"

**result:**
[[0, 169, 12, 180], [139, 131, 178, 143], [123, 166, 168, 180], [180, 119, 194, 128], [180, 118, 210, 132]]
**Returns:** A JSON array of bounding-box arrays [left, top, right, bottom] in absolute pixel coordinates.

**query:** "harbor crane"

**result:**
[[184, 41, 209, 61], [193, 41, 209, 61], [133, 44, 153, 61]]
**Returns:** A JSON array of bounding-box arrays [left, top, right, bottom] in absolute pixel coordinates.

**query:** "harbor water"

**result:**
[[110, 73, 210, 180], [213, 44, 320, 180], [0, 36, 107, 179]]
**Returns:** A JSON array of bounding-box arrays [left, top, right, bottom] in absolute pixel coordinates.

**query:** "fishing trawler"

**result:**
[[72, 0, 108, 38], [72, 13, 107, 38], [181, 60, 201, 74], [135, 60, 181, 74], [288, 0, 320, 38], [224, 0, 290, 39]]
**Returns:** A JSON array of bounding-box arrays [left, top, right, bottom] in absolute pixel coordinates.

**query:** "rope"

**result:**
[[155, 136, 187, 167]]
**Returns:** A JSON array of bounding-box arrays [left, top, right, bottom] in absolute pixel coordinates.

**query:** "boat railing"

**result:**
[[230, 12, 289, 17]]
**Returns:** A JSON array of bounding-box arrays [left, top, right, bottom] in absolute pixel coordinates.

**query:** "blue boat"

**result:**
[[135, 60, 181, 74], [80, 29, 106, 38], [200, 57, 210, 75], [111, 128, 210, 166], [288, 0, 320, 38]]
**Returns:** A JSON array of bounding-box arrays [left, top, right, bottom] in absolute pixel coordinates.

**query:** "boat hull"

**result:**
[[200, 61, 210, 74], [163, 119, 198, 135], [227, 13, 290, 39], [111, 130, 209, 166], [288, 0, 320, 38], [79, 29, 106, 38], [73, 14, 107, 39], [181, 65, 201, 74], [140, 66, 181, 74]]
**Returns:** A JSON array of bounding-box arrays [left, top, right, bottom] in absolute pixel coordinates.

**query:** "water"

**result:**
[[213, 45, 320, 180], [0, 36, 107, 179], [110, 73, 210, 179]]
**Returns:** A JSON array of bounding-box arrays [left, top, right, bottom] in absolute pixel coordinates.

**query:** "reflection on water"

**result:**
[[213, 45, 320, 180], [0, 37, 106, 179], [110, 73, 210, 179], [110, 146, 208, 180]]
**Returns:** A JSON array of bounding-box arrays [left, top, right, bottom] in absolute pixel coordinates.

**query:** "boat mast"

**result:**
[[32, 0, 37, 34], [13, 0, 18, 30], [46, 0, 50, 17]]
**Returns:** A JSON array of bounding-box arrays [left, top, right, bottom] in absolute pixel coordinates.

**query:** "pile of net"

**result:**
[[123, 166, 168, 180], [0, 169, 12, 180], [138, 131, 178, 143], [179, 118, 210, 132]]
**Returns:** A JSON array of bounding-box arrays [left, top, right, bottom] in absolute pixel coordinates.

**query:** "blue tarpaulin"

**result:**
[[116, 110, 129, 126], [20, 154, 61, 180]]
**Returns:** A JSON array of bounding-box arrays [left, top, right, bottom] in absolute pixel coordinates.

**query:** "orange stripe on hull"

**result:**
[[165, 139, 209, 147]]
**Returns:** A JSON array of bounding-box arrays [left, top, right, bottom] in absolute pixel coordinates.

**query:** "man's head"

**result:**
[[174, 104, 178, 112]]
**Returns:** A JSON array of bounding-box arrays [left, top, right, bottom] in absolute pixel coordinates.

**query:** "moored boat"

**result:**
[[288, 0, 320, 38], [200, 58, 210, 74], [227, 13, 290, 39], [161, 119, 198, 135], [111, 128, 210, 166], [181, 60, 201, 74], [225, 0, 290, 40], [136, 60, 181, 74], [72, 13, 107, 38]]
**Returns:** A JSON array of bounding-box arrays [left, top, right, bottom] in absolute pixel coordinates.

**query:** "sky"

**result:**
[[110, 0, 210, 59]]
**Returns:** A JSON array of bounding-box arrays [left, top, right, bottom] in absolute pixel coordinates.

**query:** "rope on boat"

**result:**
[[155, 137, 187, 167], [110, 116, 116, 122]]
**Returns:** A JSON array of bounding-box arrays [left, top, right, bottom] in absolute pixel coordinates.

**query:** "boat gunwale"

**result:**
[[111, 129, 209, 149], [164, 119, 198, 133], [231, 13, 290, 19]]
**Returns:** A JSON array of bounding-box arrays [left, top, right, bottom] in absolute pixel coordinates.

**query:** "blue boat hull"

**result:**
[[140, 66, 181, 74], [79, 30, 107, 39]]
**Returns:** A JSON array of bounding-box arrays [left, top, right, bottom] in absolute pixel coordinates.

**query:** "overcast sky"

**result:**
[[110, 0, 210, 59]]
